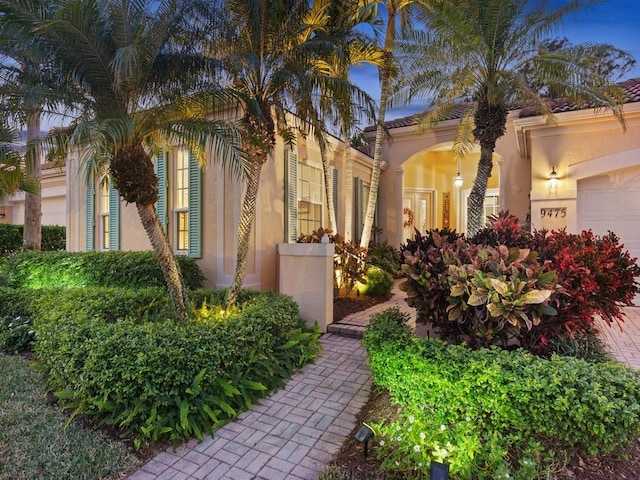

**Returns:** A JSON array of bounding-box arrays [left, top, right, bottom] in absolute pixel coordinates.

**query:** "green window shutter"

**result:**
[[85, 172, 95, 251], [155, 150, 168, 232], [285, 150, 298, 243], [108, 180, 120, 250], [354, 177, 364, 243], [188, 151, 202, 258], [330, 166, 338, 224]]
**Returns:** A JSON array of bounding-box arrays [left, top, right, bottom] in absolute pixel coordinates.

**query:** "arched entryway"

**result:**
[[396, 142, 502, 242]]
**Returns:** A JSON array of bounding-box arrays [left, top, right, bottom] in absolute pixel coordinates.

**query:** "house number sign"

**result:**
[[540, 207, 567, 218]]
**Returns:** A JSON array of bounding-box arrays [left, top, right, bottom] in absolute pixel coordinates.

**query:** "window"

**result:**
[[99, 181, 110, 250], [175, 148, 189, 251], [482, 195, 500, 227], [298, 163, 323, 235]]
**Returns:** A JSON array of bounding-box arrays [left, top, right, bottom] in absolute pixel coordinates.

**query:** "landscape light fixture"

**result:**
[[549, 166, 558, 189], [430, 460, 450, 480], [354, 423, 375, 458]]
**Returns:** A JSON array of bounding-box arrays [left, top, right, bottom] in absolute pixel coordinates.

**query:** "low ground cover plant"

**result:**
[[5, 250, 204, 290], [400, 213, 640, 353], [363, 308, 640, 479], [34, 291, 320, 449]]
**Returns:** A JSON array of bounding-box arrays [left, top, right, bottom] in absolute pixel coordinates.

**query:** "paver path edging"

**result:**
[[128, 334, 371, 480]]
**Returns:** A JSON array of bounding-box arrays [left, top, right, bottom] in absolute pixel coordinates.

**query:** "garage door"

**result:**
[[577, 166, 640, 306]]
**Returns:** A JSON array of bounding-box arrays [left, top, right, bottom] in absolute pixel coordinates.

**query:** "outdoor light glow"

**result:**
[[549, 166, 558, 189]]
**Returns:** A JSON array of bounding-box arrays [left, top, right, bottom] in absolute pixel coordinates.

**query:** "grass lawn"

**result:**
[[0, 353, 141, 480]]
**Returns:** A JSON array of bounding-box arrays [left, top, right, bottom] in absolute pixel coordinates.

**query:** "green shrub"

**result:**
[[0, 315, 35, 353], [357, 266, 394, 297], [363, 308, 640, 479], [34, 291, 321, 449], [0, 224, 66, 255], [366, 240, 402, 278], [547, 331, 612, 363], [5, 250, 204, 290]]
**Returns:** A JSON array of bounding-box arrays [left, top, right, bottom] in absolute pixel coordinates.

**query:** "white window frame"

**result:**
[[297, 162, 324, 236], [174, 147, 190, 252], [99, 180, 110, 251]]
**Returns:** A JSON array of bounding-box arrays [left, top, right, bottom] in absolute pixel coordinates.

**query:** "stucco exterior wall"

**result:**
[[520, 103, 640, 232]]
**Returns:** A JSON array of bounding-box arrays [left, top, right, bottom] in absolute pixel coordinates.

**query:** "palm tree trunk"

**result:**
[[360, 8, 397, 249], [466, 146, 494, 236], [342, 121, 353, 241], [226, 156, 263, 307], [318, 135, 338, 233], [23, 114, 42, 250], [136, 202, 189, 322]]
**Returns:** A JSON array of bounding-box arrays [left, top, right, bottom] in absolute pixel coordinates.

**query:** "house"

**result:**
[[59, 126, 375, 292], [367, 78, 640, 269], [3, 78, 640, 297]]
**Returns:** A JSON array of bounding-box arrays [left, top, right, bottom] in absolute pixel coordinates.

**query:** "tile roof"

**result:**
[[367, 77, 640, 131]]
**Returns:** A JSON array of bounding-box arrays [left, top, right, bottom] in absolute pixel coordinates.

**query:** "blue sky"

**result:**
[[351, 0, 640, 125]]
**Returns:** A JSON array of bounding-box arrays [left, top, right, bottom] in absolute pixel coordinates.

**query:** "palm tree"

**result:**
[[315, 0, 381, 241], [359, 0, 415, 249], [0, 0, 242, 321], [207, 0, 360, 306], [0, 122, 37, 200], [0, 7, 57, 250], [394, 0, 627, 235]]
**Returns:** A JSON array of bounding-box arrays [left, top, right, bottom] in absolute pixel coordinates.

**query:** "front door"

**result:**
[[402, 189, 435, 242]]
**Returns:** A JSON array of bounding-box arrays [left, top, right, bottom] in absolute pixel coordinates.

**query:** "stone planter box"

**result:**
[[277, 243, 334, 332]]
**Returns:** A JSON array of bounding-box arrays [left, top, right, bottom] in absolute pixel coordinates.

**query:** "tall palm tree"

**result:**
[[394, 0, 627, 235], [359, 0, 415, 249], [0, 0, 242, 321], [208, 0, 358, 306], [0, 7, 58, 250], [0, 122, 37, 200], [314, 0, 381, 240]]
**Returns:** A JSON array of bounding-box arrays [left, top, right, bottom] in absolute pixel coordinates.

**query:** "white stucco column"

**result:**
[[277, 242, 335, 332], [396, 167, 405, 248]]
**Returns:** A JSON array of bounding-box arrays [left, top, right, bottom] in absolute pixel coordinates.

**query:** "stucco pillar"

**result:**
[[277, 242, 335, 332], [396, 167, 405, 248]]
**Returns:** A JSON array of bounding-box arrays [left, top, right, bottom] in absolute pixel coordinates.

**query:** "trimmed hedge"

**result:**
[[0, 224, 66, 255], [5, 251, 204, 290], [363, 308, 640, 479], [34, 291, 320, 448]]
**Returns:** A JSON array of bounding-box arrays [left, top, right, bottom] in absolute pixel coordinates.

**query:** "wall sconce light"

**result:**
[[354, 423, 375, 458], [0, 211, 5, 219], [430, 460, 450, 480], [549, 166, 558, 189]]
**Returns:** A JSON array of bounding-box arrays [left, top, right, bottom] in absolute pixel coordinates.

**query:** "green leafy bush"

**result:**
[[366, 240, 402, 277], [34, 291, 321, 449], [5, 251, 204, 290], [0, 286, 174, 324], [0, 224, 66, 255], [356, 266, 394, 297], [363, 309, 640, 479], [0, 315, 35, 353]]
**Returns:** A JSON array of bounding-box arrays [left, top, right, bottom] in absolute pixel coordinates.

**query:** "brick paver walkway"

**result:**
[[128, 334, 371, 480], [129, 283, 640, 480]]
